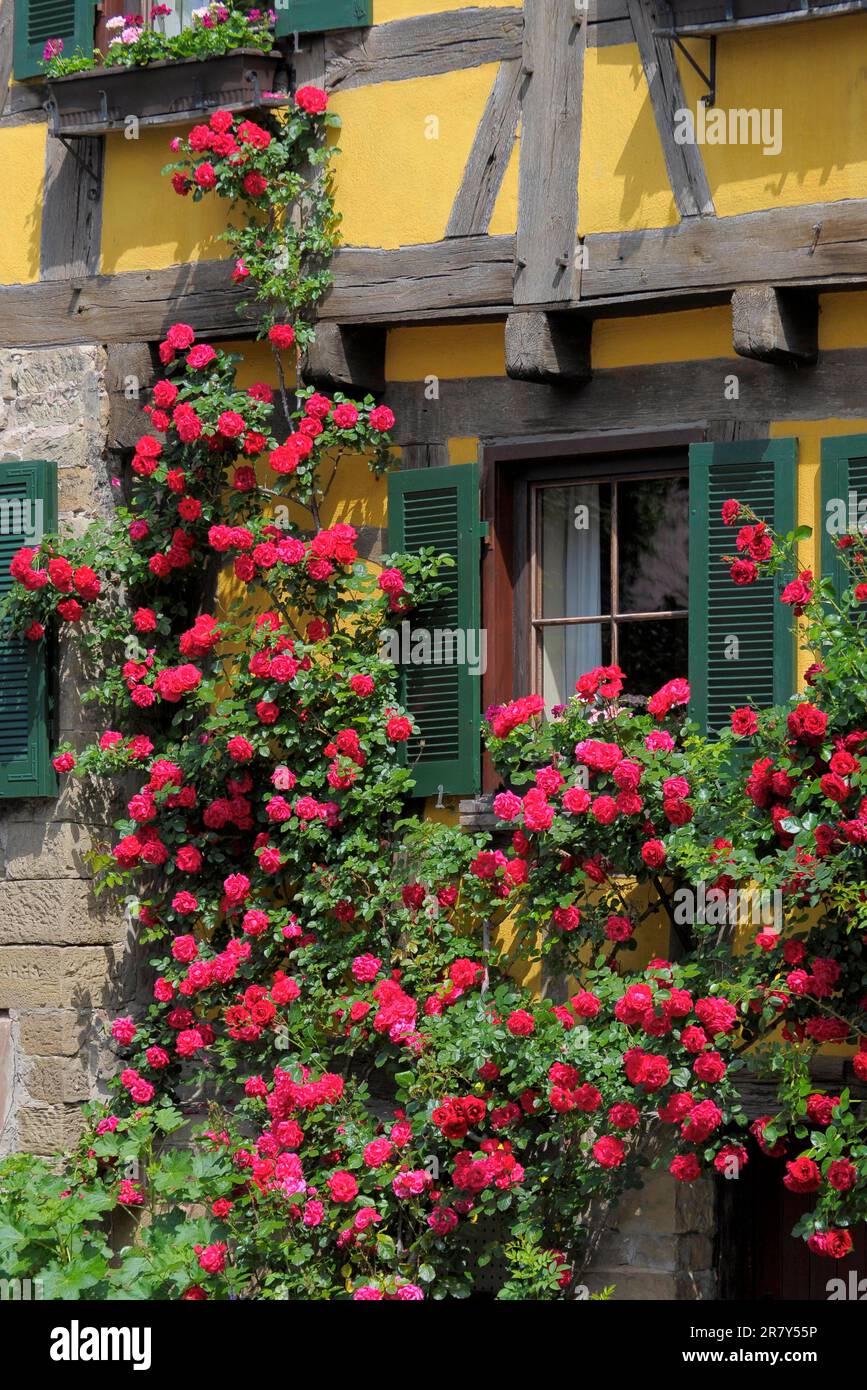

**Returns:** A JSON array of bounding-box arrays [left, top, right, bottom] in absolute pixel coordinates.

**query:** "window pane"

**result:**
[[616, 618, 688, 697], [617, 477, 689, 615], [539, 483, 611, 619], [540, 622, 611, 710]]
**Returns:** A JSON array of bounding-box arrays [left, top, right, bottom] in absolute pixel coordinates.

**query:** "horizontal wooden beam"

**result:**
[[0, 259, 257, 347], [3, 198, 867, 346], [386, 346, 867, 446], [732, 286, 818, 367], [580, 198, 867, 300], [325, 7, 523, 92], [505, 311, 592, 383], [320, 235, 516, 320], [0, 245, 515, 347]]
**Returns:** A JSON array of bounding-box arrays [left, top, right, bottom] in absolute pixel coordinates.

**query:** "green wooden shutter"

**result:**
[[387, 462, 482, 799], [689, 439, 797, 733], [13, 0, 95, 79], [0, 460, 57, 798], [820, 435, 867, 597], [276, 0, 371, 39]]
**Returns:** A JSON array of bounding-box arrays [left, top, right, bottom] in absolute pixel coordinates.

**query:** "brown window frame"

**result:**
[[480, 427, 705, 790]]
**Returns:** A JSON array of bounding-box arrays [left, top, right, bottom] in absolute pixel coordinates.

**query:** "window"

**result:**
[[530, 470, 689, 708]]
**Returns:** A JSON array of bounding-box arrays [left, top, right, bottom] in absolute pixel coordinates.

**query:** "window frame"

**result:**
[[527, 466, 690, 700], [481, 427, 705, 788]]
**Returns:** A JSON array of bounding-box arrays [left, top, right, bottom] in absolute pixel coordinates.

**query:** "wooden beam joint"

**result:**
[[302, 321, 387, 394], [731, 286, 818, 367], [505, 311, 592, 384]]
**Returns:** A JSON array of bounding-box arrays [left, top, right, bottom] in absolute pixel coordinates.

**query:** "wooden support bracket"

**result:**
[[731, 286, 819, 366], [302, 321, 387, 394], [505, 311, 592, 384]]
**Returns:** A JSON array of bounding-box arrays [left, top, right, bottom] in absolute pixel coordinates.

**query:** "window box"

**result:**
[[660, 0, 867, 36], [45, 49, 288, 138]]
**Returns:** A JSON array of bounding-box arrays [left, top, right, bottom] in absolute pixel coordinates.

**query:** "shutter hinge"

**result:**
[[479, 519, 491, 545]]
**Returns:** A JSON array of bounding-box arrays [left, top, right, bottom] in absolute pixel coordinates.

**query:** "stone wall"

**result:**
[[586, 1170, 717, 1300], [0, 345, 131, 1156]]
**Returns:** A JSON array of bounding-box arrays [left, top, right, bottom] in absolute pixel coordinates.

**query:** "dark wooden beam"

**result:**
[[325, 8, 523, 92], [505, 311, 592, 384], [731, 285, 819, 366], [105, 343, 157, 449], [445, 58, 522, 238], [0, 1, 14, 120], [2, 200, 867, 346], [386, 347, 867, 445], [40, 135, 104, 281], [322, 235, 516, 320], [626, 0, 715, 219], [580, 198, 867, 300], [302, 321, 386, 393], [515, 1, 586, 305]]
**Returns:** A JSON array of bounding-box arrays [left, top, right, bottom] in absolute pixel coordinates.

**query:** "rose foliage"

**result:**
[[0, 92, 866, 1301]]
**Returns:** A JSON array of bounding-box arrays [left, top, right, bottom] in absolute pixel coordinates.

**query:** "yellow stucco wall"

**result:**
[[0, 123, 45, 284], [582, 17, 867, 234], [330, 63, 517, 248], [100, 126, 234, 274]]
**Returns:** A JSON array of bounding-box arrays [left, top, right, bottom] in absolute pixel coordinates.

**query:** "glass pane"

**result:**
[[617, 477, 689, 615], [616, 618, 688, 698], [538, 483, 611, 619], [539, 622, 612, 711]]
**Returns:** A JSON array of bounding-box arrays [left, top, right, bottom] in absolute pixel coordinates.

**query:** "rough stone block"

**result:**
[[18, 1010, 90, 1057], [25, 1055, 91, 1103], [0, 881, 122, 945], [0, 946, 121, 1009], [681, 1234, 714, 1272], [3, 821, 94, 880], [17, 1104, 88, 1154], [676, 1178, 716, 1234], [676, 1269, 717, 1300], [586, 1269, 678, 1301], [593, 1230, 677, 1272]]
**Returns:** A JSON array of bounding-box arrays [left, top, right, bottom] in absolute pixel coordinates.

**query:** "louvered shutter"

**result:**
[[387, 462, 482, 798], [820, 435, 867, 598], [0, 460, 57, 798], [689, 439, 797, 733], [275, 0, 371, 39], [13, 0, 95, 79]]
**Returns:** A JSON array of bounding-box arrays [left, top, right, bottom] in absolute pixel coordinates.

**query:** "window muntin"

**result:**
[[530, 472, 689, 708]]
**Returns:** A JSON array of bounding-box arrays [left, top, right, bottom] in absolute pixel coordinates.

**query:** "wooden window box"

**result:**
[[45, 49, 289, 138], [660, 0, 866, 35]]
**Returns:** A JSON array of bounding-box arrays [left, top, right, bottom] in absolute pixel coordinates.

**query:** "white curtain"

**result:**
[[541, 485, 602, 707]]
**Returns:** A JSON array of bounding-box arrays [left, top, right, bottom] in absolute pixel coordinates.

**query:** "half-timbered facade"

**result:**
[[1, 0, 866, 1298]]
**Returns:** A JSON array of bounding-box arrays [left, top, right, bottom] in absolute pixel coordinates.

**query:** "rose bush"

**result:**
[[1, 88, 865, 1300]]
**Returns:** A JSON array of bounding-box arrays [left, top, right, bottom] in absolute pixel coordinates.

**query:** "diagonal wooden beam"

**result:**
[[626, 0, 715, 219], [325, 8, 523, 91], [446, 57, 522, 238], [515, 0, 587, 305]]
